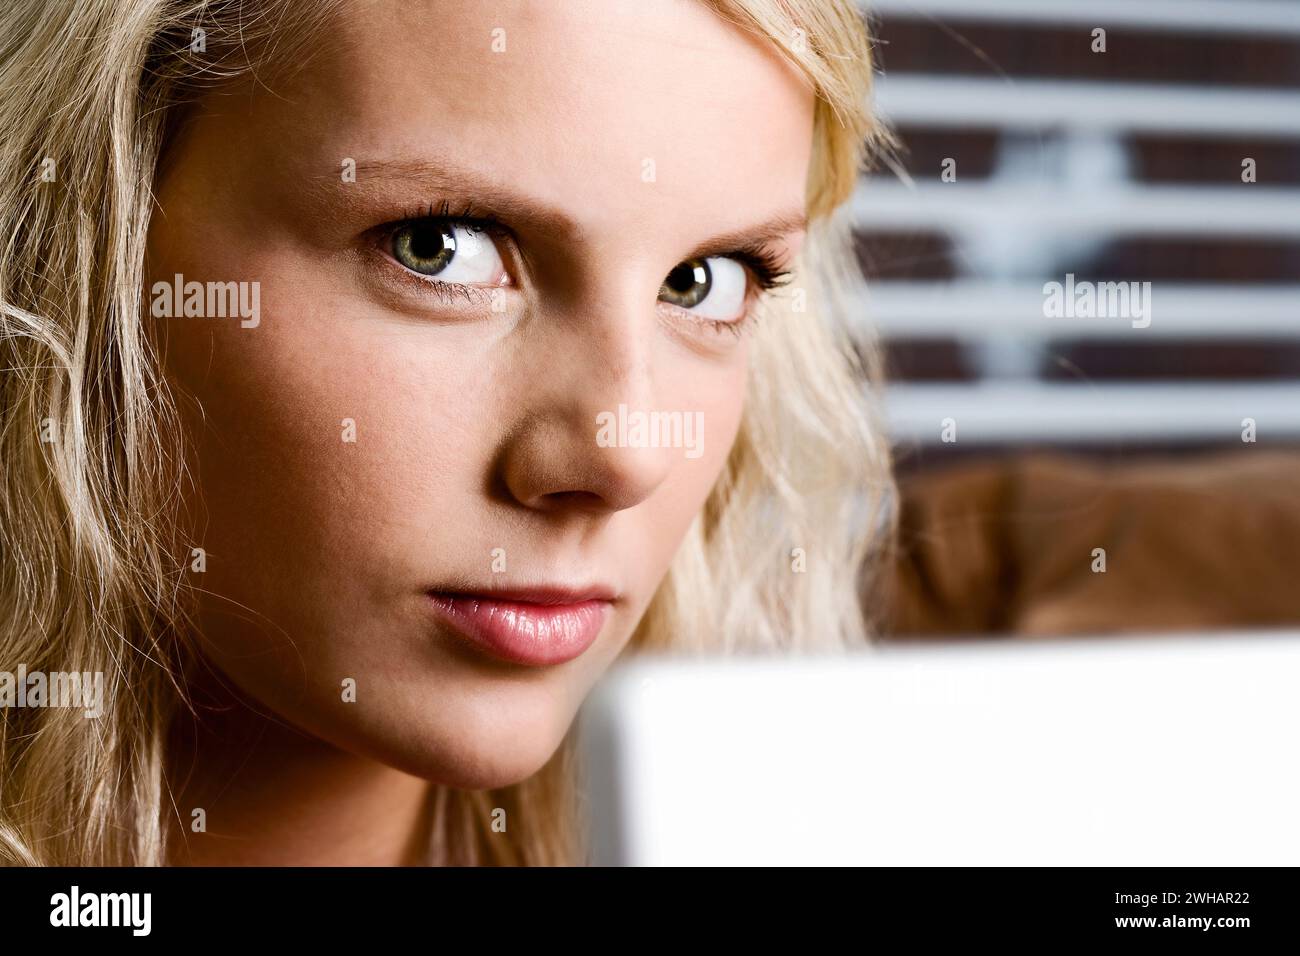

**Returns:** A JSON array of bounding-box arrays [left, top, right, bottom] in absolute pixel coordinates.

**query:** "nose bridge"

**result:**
[[578, 301, 655, 413], [544, 247, 678, 422], [496, 283, 678, 515]]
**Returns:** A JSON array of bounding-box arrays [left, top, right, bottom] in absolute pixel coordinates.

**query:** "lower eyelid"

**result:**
[[657, 300, 752, 337]]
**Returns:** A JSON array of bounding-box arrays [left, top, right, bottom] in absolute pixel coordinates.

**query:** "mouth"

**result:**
[[425, 585, 616, 667]]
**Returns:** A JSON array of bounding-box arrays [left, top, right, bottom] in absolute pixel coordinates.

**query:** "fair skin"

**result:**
[[150, 0, 813, 864]]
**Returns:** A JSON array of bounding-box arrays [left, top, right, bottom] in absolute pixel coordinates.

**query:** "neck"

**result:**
[[166, 668, 435, 866]]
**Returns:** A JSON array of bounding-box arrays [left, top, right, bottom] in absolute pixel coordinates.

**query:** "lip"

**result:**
[[426, 586, 615, 666]]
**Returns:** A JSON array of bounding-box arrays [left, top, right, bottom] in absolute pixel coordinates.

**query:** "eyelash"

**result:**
[[374, 200, 793, 325], [721, 247, 793, 296]]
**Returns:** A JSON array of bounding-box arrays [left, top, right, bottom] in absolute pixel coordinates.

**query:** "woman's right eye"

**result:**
[[389, 220, 508, 287]]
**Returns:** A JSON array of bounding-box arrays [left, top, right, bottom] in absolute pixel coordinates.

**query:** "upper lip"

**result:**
[[427, 584, 618, 606]]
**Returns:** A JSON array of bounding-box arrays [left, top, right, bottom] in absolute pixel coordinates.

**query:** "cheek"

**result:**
[[169, 334, 473, 584], [150, 224, 489, 634], [631, 356, 749, 574]]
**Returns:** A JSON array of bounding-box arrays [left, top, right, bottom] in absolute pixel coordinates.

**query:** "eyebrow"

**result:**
[[330, 157, 806, 256], [337, 158, 582, 240], [685, 210, 807, 261]]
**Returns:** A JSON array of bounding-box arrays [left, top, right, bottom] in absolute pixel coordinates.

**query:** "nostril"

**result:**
[[540, 490, 606, 511]]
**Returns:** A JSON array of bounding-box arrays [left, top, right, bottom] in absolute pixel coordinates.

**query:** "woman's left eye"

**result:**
[[658, 256, 748, 322], [388, 219, 507, 286]]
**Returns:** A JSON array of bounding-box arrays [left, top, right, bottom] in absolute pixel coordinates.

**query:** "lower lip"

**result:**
[[427, 593, 610, 666]]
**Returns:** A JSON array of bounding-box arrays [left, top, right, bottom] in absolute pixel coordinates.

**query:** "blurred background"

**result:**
[[855, 0, 1300, 639]]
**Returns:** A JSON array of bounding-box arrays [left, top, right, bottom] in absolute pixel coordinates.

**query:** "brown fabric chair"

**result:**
[[883, 450, 1300, 639]]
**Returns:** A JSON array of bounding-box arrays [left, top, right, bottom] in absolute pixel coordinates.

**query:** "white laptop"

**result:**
[[578, 632, 1300, 866]]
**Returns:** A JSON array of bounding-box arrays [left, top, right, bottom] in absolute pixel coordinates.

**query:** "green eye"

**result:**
[[392, 221, 457, 275], [659, 258, 712, 309], [658, 256, 748, 322]]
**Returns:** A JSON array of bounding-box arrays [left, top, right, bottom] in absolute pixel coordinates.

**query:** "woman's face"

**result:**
[[149, 0, 813, 787]]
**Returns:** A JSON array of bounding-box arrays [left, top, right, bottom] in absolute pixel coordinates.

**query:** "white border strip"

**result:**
[[850, 182, 1300, 238], [884, 382, 1300, 442], [861, 282, 1300, 338], [874, 77, 1300, 138], [866, 0, 1300, 38]]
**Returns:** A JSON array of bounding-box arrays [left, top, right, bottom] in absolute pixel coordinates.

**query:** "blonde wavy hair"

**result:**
[[0, 0, 892, 865]]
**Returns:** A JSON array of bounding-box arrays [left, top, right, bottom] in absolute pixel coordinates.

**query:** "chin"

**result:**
[[300, 676, 581, 790], [397, 711, 574, 791]]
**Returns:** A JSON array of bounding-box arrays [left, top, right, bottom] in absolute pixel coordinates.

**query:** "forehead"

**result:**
[[288, 0, 814, 236]]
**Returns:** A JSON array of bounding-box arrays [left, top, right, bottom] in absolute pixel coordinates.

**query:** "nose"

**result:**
[[496, 306, 677, 517]]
